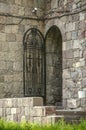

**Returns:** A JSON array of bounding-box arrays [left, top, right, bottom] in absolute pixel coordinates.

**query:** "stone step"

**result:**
[[0, 97, 43, 107], [46, 115, 64, 124], [56, 110, 86, 122], [32, 106, 56, 116], [56, 110, 86, 116]]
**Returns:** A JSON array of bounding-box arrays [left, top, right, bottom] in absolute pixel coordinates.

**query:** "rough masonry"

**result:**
[[0, 0, 86, 110]]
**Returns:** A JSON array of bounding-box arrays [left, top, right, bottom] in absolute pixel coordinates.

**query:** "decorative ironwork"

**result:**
[[23, 28, 45, 98]]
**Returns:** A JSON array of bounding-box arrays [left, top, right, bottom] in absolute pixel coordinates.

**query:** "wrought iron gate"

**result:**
[[23, 28, 45, 98]]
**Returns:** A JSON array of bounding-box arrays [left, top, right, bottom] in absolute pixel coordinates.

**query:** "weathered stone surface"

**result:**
[[11, 108, 16, 114], [15, 0, 22, 5], [0, 97, 56, 123], [66, 32, 71, 40], [74, 49, 80, 58], [80, 13, 85, 21], [67, 99, 80, 109], [72, 31, 78, 40], [6, 33, 16, 42], [33, 106, 56, 116], [63, 50, 73, 59], [0, 33, 6, 41], [0, 0, 86, 111]]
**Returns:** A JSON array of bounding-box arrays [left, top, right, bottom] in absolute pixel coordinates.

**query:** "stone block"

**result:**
[[72, 31, 77, 40], [7, 115, 14, 121], [10, 5, 18, 14], [20, 107, 25, 115], [22, 98, 30, 107], [13, 62, 23, 71], [63, 69, 70, 78], [0, 108, 2, 116], [73, 62, 80, 68], [2, 42, 9, 52], [51, 0, 57, 8], [6, 108, 11, 115], [17, 98, 23, 107], [66, 23, 75, 32], [21, 115, 26, 121], [29, 97, 43, 107], [6, 17, 13, 24], [25, 107, 29, 115], [63, 60, 73, 69], [11, 98, 18, 108], [13, 73, 22, 82], [5, 26, 12, 33], [11, 108, 16, 114], [0, 33, 6, 41], [46, 115, 64, 124], [66, 60, 73, 68], [6, 33, 16, 42], [82, 69, 86, 77], [66, 41, 73, 50], [33, 117, 42, 124], [81, 78, 86, 87], [63, 99, 67, 109], [80, 60, 85, 67], [63, 50, 73, 59], [81, 98, 86, 107], [12, 25, 18, 33], [18, 25, 25, 33], [0, 75, 4, 82], [0, 25, 5, 33], [62, 33, 67, 41], [80, 13, 85, 20], [72, 4, 76, 10], [15, 0, 22, 5], [16, 34, 23, 42], [18, 6, 24, 16], [74, 49, 80, 58], [67, 99, 80, 109], [72, 14, 79, 22], [73, 40, 80, 49], [0, 52, 9, 61], [4, 75, 13, 82], [63, 42, 66, 51], [16, 108, 21, 114], [33, 106, 56, 116], [0, 100, 3, 107], [0, 3, 10, 14], [6, 99, 13, 107], [66, 32, 71, 40], [2, 108, 6, 117]]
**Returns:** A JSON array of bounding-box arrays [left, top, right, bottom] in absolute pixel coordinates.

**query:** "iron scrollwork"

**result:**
[[23, 28, 45, 98]]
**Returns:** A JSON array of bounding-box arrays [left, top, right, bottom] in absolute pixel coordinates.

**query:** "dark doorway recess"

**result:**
[[23, 26, 62, 106], [45, 25, 62, 106]]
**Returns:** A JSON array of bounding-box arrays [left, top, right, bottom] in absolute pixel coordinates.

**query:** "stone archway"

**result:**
[[45, 25, 62, 106]]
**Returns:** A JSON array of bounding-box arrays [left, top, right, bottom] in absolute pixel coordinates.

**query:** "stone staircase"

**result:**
[[56, 110, 86, 123], [0, 97, 85, 124]]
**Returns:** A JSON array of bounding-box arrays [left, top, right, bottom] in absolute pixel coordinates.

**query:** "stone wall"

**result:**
[[0, 97, 58, 124], [45, 0, 86, 109], [0, 0, 86, 110], [0, 0, 44, 98]]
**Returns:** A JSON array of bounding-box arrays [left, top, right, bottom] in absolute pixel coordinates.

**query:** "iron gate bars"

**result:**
[[23, 28, 45, 98]]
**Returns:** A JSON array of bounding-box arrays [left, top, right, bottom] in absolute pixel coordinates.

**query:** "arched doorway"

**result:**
[[23, 26, 62, 106], [45, 25, 62, 106], [23, 28, 46, 99]]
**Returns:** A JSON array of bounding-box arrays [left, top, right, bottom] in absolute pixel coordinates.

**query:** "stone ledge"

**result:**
[[0, 97, 43, 107]]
